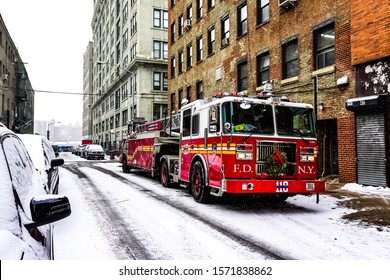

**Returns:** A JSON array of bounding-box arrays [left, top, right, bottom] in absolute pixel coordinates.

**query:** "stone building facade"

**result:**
[[168, 0, 355, 182], [90, 0, 169, 150]]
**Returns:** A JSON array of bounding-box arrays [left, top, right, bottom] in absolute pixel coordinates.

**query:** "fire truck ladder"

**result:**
[[162, 113, 180, 137]]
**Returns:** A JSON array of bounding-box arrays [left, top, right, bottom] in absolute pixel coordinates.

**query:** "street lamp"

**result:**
[[96, 60, 136, 119], [47, 121, 60, 140]]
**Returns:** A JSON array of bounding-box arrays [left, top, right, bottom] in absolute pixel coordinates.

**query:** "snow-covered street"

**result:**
[[53, 152, 390, 260]]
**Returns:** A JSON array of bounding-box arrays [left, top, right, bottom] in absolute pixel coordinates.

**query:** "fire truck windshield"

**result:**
[[222, 101, 316, 138], [222, 102, 275, 135], [275, 105, 316, 138]]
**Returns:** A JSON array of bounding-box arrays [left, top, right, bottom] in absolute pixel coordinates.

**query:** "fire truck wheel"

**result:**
[[122, 157, 130, 173], [190, 161, 211, 203], [160, 161, 171, 188]]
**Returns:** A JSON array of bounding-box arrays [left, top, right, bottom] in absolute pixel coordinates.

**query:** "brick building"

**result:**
[[0, 14, 34, 133], [346, 0, 390, 187], [168, 0, 356, 183]]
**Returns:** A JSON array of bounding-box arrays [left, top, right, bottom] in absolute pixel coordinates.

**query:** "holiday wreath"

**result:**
[[265, 150, 288, 176]]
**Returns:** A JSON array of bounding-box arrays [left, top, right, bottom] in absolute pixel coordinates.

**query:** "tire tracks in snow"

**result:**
[[63, 163, 152, 260], [88, 164, 292, 260]]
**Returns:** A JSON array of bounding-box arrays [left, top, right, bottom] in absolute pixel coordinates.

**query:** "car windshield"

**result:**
[[275, 105, 316, 137], [222, 102, 274, 135]]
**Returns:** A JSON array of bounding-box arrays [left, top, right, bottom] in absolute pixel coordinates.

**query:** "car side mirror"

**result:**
[[26, 195, 71, 229], [51, 158, 64, 168]]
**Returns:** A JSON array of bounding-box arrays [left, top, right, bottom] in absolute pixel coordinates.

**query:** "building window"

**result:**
[[153, 72, 167, 91], [131, 13, 137, 35], [207, 26, 215, 56], [196, 80, 203, 99], [178, 49, 184, 74], [170, 56, 176, 78], [178, 88, 183, 108], [221, 16, 230, 47], [237, 60, 248, 92], [196, 0, 203, 20], [282, 39, 298, 79], [237, 3, 248, 37], [153, 9, 168, 29], [153, 104, 168, 120], [115, 113, 120, 128], [153, 40, 168, 59], [208, 0, 215, 10], [256, 0, 269, 25], [121, 82, 128, 100], [187, 4, 193, 21], [314, 23, 335, 70], [171, 22, 176, 44], [178, 14, 184, 37], [256, 52, 270, 87], [123, 29, 128, 49], [123, 3, 129, 24], [122, 109, 128, 126], [186, 43, 193, 68], [196, 36, 203, 62], [153, 72, 161, 90]]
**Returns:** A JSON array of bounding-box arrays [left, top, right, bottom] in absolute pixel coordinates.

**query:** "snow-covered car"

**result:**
[[82, 144, 105, 160], [0, 123, 71, 259], [74, 144, 86, 156], [18, 133, 64, 194]]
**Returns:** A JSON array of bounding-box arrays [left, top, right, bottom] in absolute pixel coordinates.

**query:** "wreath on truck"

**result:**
[[265, 150, 288, 176]]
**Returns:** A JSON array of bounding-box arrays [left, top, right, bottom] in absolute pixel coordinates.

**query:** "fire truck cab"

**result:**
[[122, 92, 325, 203]]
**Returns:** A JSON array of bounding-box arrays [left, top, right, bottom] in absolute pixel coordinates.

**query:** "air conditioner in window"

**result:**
[[184, 19, 192, 30], [2, 74, 8, 81], [279, 0, 298, 7], [221, 37, 229, 47]]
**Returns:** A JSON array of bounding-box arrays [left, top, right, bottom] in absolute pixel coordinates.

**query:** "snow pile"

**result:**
[[342, 183, 390, 198]]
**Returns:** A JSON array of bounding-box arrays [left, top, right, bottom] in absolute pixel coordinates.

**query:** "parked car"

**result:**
[[18, 134, 64, 194], [82, 144, 105, 160], [74, 144, 86, 156], [0, 123, 71, 259]]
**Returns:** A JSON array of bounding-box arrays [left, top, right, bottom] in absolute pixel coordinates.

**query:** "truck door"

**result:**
[[180, 108, 192, 181], [206, 105, 223, 187]]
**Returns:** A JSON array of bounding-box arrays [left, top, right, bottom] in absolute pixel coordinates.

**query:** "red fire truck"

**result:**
[[121, 92, 325, 203]]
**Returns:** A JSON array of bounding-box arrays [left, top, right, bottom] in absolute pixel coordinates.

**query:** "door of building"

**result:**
[[356, 111, 387, 187]]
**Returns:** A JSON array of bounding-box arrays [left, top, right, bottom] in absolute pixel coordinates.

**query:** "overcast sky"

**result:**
[[1, 0, 93, 125]]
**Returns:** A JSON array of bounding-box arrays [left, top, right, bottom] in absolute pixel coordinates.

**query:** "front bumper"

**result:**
[[222, 178, 326, 194]]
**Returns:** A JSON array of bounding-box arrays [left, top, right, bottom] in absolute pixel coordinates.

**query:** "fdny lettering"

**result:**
[[298, 166, 315, 174], [233, 164, 252, 173]]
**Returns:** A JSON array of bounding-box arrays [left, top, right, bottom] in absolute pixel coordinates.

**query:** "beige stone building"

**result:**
[[90, 0, 169, 150]]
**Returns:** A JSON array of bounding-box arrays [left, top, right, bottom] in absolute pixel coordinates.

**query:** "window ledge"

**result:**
[[281, 76, 299, 86], [312, 65, 335, 77]]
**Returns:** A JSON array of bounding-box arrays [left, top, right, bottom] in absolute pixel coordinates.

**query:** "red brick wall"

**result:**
[[351, 0, 390, 65], [338, 116, 356, 182]]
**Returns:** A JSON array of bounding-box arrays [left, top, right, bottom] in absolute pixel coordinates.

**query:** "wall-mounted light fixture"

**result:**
[[337, 75, 349, 89]]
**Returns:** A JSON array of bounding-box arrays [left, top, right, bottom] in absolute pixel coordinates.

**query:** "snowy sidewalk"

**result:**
[[325, 180, 390, 228]]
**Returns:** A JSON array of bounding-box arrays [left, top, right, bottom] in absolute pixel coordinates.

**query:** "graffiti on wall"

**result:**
[[357, 58, 390, 96]]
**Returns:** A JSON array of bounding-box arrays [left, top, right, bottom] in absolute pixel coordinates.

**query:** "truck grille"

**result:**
[[256, 141, 296, 176]]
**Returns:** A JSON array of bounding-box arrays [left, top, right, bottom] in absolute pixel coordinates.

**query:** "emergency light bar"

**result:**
[[215, 91, 247, 98]]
